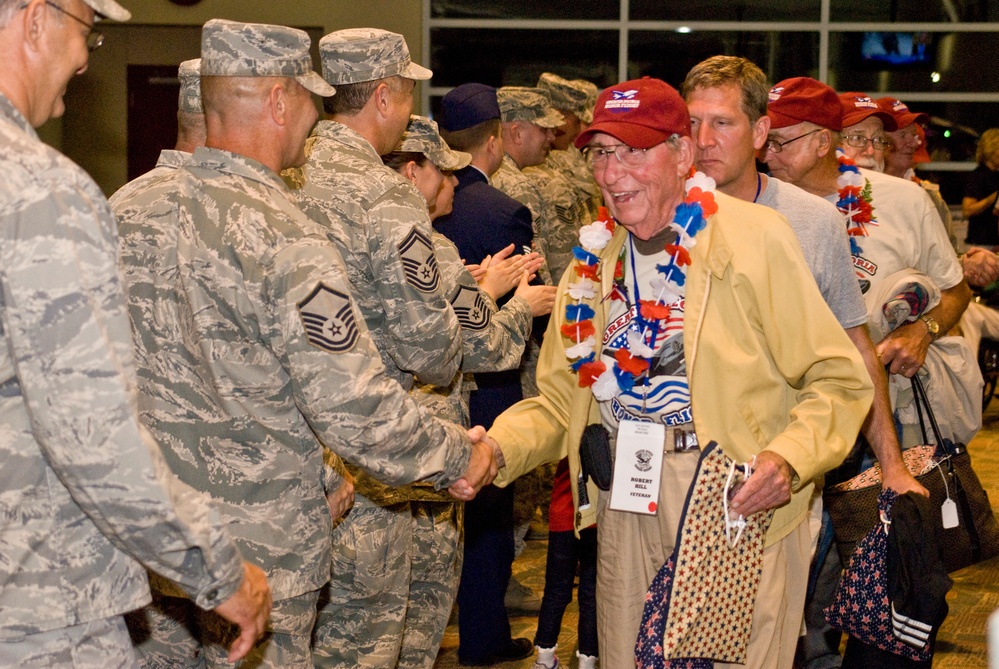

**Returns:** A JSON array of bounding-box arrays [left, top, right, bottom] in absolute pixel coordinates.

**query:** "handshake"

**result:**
[[448, 426, 504, 501]]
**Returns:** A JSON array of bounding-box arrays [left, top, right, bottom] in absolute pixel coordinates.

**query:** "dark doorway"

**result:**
[[126, 65, 181, 182]]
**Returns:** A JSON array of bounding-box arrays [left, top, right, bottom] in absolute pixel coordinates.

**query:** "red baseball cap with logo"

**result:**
[[875, 97, 930, 130], [574, 77, 691, 149], [839, 92, 897, 131], [767, 77, 842, 131]]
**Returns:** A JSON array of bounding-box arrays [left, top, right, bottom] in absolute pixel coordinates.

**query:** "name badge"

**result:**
[[609, 420, 665, 515]]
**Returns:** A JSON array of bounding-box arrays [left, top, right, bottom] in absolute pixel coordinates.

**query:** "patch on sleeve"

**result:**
[[297, 284, 360, 353], [398, 228, 441, 293], [450, 284, 491, 331]]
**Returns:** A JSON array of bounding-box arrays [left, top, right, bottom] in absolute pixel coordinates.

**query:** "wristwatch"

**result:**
[[920, 314, 940, 339]]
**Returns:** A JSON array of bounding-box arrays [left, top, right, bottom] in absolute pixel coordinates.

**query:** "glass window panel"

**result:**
[[631, 0, 819, 22], [431, 0, 617, 20], [828, 32, 999, 93], [831, 0, 999, 23], [430, 28, 619, 89], [628, 31, 819, 89]]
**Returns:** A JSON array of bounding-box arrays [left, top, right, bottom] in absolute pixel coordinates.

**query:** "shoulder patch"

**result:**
[[297, 284, 360, 353], [398, 228, 441, 293], [450, 284, 491, 332]]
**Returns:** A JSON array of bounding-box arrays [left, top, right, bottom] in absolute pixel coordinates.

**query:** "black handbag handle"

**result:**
[[910, 374, 959, 456]]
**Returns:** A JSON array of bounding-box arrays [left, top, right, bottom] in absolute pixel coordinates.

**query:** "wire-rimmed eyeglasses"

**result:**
[[581, 143, 657, 169], [25, 1, 105, 52], [763, 128, 822, 155]]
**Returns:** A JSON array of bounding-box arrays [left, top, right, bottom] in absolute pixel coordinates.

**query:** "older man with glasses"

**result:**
[[477, 76, 872, 668], [837, 92, 897, 172], [764, 77, 972, 391], [0, 2, 273, 667]]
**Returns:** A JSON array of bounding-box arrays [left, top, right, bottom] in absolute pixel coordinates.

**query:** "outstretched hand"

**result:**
[[448, 427, 499, 501]]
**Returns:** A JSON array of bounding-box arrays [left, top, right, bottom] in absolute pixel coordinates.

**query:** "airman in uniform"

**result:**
[[382, 115, 554, 669], [113, 19, 494, 668], [536, 72, 603, 223], [110, 57, 204, 205], [0, 3, 270, 666], [287, 28, 483, 669]]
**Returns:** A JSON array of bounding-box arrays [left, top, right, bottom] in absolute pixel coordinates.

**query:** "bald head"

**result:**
[[200, 75, 318, 173]]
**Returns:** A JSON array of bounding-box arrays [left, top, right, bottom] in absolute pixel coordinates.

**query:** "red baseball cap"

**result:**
[[574, 77, 691, 150], [839, 92, 897, 132], [767, 77, 842, 131], [875, 97, 930, 130]]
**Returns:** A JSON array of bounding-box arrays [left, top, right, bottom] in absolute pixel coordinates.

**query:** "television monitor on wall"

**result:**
[[860, 32, 933, 66]]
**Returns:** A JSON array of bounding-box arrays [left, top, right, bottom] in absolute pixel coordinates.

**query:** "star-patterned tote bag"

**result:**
[[635, 441, 774, 668]]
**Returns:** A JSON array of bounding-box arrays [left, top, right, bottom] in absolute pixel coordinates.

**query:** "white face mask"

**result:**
[[723, 458, 754, 547]]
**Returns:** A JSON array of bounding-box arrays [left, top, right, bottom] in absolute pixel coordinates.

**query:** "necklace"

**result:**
[[562, 171, 717, 401], [835, 149, 877, 255], [753, 171, 762, 203]]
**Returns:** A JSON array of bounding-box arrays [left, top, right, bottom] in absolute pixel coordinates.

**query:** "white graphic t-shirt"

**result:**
[[597, 236, 692, 432]]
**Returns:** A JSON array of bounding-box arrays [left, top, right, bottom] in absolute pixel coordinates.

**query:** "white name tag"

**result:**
[[609, 420, 665, 515]]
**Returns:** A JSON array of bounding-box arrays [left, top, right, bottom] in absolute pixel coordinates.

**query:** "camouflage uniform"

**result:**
[[522, 161, 590, 283], [115, 21, 470, 669], [396, 231, 534, 669], [109, 58, 201, 207], [290, 31, 469, 669], [110, 149, 190, 206], [492, 87, 564, 288], [547, 145, 602, 219], [537, 73, 603, 221], [0, 87, 245, 665]]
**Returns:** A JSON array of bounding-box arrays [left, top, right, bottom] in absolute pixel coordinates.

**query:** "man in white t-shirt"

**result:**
[[764, 77, 971, 385]]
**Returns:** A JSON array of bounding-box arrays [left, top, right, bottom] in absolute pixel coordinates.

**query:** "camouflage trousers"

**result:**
[[126, 588, 319, 669], [312, 496, 463, 669], [398, 500, 463, 669], [0, 615, 140, 668]]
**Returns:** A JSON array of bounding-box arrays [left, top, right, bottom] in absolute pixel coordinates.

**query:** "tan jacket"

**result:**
[[489, 191, 874, 545]]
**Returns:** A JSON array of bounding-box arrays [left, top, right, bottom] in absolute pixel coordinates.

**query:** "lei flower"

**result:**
[[836, 149, 877, 255], [563, 172, 715, 401]]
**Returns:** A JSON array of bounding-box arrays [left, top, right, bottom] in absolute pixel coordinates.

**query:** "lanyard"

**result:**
[[627, 234, 663, 403]]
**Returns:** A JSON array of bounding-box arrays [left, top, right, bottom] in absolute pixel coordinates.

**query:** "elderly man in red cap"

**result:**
[[478, 77, 873, 668], [837, 92, 897, 172], [765, 77, 972, 393], [877, 96, 999, 289]]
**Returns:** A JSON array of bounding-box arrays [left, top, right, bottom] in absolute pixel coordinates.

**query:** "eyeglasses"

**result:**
[[581, 143, 657, 168], [39, 1, 104, 52], [842, 134, 891, 151], [763, 128, 821, 154]]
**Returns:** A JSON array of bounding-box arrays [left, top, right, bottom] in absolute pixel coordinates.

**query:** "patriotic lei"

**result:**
[[835, 149, 877, 255], [563, 171, 717, 401]]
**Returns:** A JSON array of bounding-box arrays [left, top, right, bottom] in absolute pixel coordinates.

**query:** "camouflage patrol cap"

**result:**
[[497, 87, 564, 128], [319, 28, 432, 86], [82, 0, 130, 22], [537, 73, 590, 118], [178, 59, 202, 114], [200, 19, 336, 97], [574, 78, 599, 125], [399, 115, 472, 171]]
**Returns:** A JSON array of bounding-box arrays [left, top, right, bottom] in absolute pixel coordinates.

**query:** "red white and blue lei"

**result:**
[[562, 170, 717, 402]]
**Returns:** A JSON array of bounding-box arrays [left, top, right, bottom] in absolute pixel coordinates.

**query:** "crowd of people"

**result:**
[[2, 1, 997, 668]]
